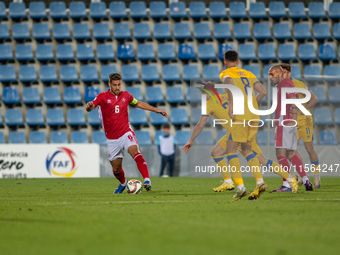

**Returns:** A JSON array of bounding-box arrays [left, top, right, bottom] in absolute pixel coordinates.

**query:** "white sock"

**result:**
[[283, 181, 290, 188], [314, 173, 320, 177], [302, 176, 308, 184], [144, 178, 150, 183], [256, 178, 264, 185], [224, 179, 233, 184], [237, 184, 245, 191]]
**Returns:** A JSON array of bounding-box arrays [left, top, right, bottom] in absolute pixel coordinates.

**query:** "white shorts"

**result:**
[[274, 126, 297, 150], [107, 131, 138, 161]]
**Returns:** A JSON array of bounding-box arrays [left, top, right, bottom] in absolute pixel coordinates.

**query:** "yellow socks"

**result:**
[[266, 159, 290, 179], [245, 152, 263, 181], [226, 153, 243, 185], [212, 156, 231, 181], [311, 161, 320, 175]]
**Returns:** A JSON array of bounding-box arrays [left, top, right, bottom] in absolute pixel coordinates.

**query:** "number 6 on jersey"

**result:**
[[115, 105, 119, 113]]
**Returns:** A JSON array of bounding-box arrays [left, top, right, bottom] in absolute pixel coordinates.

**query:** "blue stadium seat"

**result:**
[[23, 87, 40, 105], [290, 65, 302, 79], [26, 109, 44, 126], [67, 108, 86, 126], [56, 44, 74, 61], [189, 2, 207, 19], [137, 44, 155, 61], [335, 108, 340, 124], [174, 23, 191, 40], [93, 23, 111, 40], [36, 44, 54, 62], [69, 2, 87, 19], [190, 107, 201, 125], [71, 131, 89, 144], [314, 23, 332, 40], [304, 65, 322, 82], [80, 65, 98, 83], [91, 131, 106, 146], [273, 23, 292, 40], [145, 87, 164, 104], [238, 44, 256, 61], [257, 130, 275, 145], [5, 108, 23, 126], [329, 3, 340, 20], [60, 65, 78, 83], [97, 44, 115, 61], [278, 44, 296, 61], [269, 1, 286, 18], [187, 86, 201, 103], [53, 23, 71, 40], [117, 44, 135, 60], [64, 87, 82, 104], [154, 23, 171, 40], [175, 130, 190, 145], [178, 43, 196, 60], [19, 65, 37, 83], [77, 44, 94, 61], [29, 2, 47, 20], [0, 2, 6, 20], [193, 23, 211, 40], [29, 131, 47, 144], [334, 23, 340, 40], [150, 1, 167, 19], [88, 110, 101, 126], [229, 2, 247, 19], [293, 23, 312, 40], [195, 130, 214, 145], [130, 1, 147, 19], [203, 65, 219, 80], [319, 44, 337, 61], [73, 23, 91, 41], [121, 65, 139, 82], [49, 2, 67, 20], [258, 44, 276, 61], [319, 130, 338, 145], [2, 87, 20, 105], [171, 108, 189, 125], [329, 87, 340, 104], [40, 65, 58, 83], [113, 23, 131, 40], [84, 86, 100, 103], [8, 131, 26, 144], [33, 23, 50, 41], [126, 87, 143, 101], [253, 23, 272, 40], [141, 65, 160, 82], [43, 87, 62, 104], [198, 44, 215, 61], [162, 65, 180, 82], [109, 1, 128, 19], [249, 2, 267, 19], [134, 131, 152, 146], [129, 108, 148, 125], [314, 108, 333, 125], [12, 23, 30, 41], [213, 23, 231, 40], [183, 65, 200, 81], [324, 65, 340, 82], [158, 43, 176, 61], [47, 108, 65, 126], [0, 132, 4, 143], [310, 86, 327, 103], [288, 2, 306, 19], [263, 65, 271, 80], [150, 109, 168, 126], [0, 65, 16, 83], [308, 2, 326, 19], [298, 44, 317, 61], [90, 2, 107, 19], [244, 65, 261, 78], [169, 2, 187, 19], [9, 2, 26, 19], [166, 87, 185, 104], [209, 2, 227, 19], [134, 23, 151, 40], [233, 23, 252, 40], [218, 43, 234, 60], [0, 24, 10, 41], [101, 65, 117, 82], [15, 44, 33, 62]]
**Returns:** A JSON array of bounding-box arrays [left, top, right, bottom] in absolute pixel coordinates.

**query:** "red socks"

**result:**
[[289, 155, 307, 178], [113, 169, 126, 184], [133, 153, 150, 179], [277, 156, 290, 181]]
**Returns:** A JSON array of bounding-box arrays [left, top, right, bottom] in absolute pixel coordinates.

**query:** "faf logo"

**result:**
[[46, 147, 78, 178]]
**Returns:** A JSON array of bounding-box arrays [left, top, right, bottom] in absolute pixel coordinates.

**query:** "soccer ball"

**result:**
[[126, 179, 143, 194]]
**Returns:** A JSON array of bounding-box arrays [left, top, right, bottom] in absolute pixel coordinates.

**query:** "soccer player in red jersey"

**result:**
[[86, 73, 168, 193], [268, 65, 313, 191]]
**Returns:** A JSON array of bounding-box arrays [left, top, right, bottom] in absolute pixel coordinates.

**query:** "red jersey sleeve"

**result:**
[[281, 79, 297, 99], [92, 93, 103, 107], [125, 91, 134, 103]]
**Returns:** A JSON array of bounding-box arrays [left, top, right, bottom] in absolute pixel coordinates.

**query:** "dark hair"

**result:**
[[109, 73, 122, 82], [162, 124, 170, 129], [280, 63, 291, 73], [224, 50, 238, 62]]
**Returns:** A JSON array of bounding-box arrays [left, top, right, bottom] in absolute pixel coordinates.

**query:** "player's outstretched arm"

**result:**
[[183, 116, 208, 154], [135, 101, 168, 117], [254, 81, 267, 103], [86, 101, 96, 112]]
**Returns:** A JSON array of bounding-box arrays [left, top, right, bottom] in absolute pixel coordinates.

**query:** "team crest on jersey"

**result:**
[[107, 99, 111, 103], [122, 98, 126, 102]]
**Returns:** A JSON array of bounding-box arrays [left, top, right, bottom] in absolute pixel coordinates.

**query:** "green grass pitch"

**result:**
[[1, 177, 340, 255]]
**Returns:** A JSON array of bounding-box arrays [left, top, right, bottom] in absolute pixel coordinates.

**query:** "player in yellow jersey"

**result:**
[[280, 63, 321, 188]]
